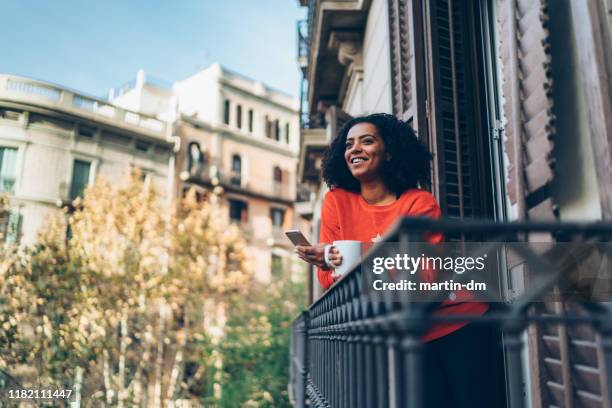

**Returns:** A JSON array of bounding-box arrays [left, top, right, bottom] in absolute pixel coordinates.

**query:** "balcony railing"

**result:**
[[297, 20, 309, 75], [0, 75, 167, 138], [181, 164, 296, 202], [289, 217, 612, 408], [273, 182, 294, 202]]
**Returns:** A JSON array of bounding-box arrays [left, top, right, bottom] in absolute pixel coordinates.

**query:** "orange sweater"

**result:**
[[318, 187, 488, 342]]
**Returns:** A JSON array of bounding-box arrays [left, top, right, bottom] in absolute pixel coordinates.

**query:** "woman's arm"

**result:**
[[408, 191, 443, 243], [316, 190, 343, 289], [408, 191, 443, 283], [294, 190, 343, 289]]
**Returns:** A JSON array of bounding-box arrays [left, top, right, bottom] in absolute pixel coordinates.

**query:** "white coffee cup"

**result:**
[[324, 240, 362, 276]]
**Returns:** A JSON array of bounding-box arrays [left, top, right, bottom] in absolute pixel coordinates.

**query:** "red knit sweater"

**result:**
[[317, 187, 488, 342]]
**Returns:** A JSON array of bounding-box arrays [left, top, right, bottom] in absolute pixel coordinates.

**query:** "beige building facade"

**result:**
[[113, 65, 303, 283], [0, 74, 175, 245]]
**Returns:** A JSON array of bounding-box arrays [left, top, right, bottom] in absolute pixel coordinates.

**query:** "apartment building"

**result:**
[[294, 0, 612, 406], [112, 65, 304, 283], [0, 74, 175, 244]]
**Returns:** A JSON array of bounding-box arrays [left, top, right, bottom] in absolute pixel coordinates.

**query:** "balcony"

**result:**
[[0, 75, 169, 142], [297, 20, 309, 76], [270, 226, 292, 248], [229, 220, 253, 242], [179, 153, 221, 186], [183, 165, 294, 204], [299, 0, 368, 114], [295, 185, 316, 219], [228, 170, 244, 188], [289, 217, 612, 407], [273, 181, 294, 202], [297, 128, 327, 188]]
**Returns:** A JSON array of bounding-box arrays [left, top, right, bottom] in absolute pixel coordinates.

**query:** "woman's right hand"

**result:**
[[295, 243, 343, 271]]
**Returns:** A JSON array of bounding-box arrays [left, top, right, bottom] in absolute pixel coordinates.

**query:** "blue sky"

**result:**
[[0, 1, 305, 98]]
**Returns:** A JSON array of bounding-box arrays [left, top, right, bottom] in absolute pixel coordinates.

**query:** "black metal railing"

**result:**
[[296, 185, 313, 203], [301, 112, 326, 130], [290, 311, 309, 407], [297, 20, 309, 74], [289, 217, 612, 408]]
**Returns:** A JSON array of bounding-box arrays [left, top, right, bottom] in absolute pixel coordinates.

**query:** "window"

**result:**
[[273, 166, 284, 195], [78, 125, 95, 138], [223, 99, 230, 125], [135, 140, 151, 152], [0, 147, 18, 193], [0, 210, 21, 244], [69, 159, 91, 200], [285, 123, 290, 144], [273, 166, 283, 183], [229, 199, 248, 223], [271, 254, 283, 277], [248, 109, 254, 132], [231, 154, 242, 186], [270, 208, 285, 230], [265, 115, 272, 138], [274, 119, 280, 141], [186, 142, 206, 176], [236, 105, 242, 129]]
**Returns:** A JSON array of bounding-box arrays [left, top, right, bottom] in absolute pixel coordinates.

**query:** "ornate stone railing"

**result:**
[[0, 75, 167, 138]]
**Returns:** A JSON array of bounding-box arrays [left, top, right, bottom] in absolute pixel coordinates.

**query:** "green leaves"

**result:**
[[0, 172, 303, 406]]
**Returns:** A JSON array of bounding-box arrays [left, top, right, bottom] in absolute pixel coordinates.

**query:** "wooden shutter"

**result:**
[[530, 301, 610, 408], [498, 1, 558, 406], [421, 0, 494, 231], [499, 0, 557, 222], [388, 0, 428, 139], [570, 0, 612, 219], [390, 0, 497, 235], [498, 1, 612, 407]]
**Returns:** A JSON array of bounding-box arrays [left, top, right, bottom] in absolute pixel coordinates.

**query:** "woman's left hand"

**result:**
[[295, 243, 342, 270]]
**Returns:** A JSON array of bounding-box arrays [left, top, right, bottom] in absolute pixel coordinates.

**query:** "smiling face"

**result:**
[[344, 122, 387, 182]]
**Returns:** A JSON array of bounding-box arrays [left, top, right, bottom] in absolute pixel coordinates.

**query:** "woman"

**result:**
[[296, 113, 502, 407]]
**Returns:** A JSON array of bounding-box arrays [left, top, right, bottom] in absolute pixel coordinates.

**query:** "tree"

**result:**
[[215, 263, 306, 407], [0, 173, 253, 406]]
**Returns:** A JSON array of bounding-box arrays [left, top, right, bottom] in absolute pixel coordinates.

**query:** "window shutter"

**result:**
[[420, 0, 494, 234], [498, 1, 558, 405], [570, 0, 612, 219], [388, 0, 428, 139], [529, 301, 610, 408], [497, 2, 612, 407], [499, 0, 557, 221]]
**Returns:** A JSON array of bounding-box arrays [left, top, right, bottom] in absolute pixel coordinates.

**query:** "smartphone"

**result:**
[[285, 229, 311, 247]]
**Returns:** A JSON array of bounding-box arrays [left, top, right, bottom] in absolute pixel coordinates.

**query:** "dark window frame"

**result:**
[[236, 104, 242, 129], [228, 198, 248, 223], [0, 146, 18, 194], [248, 109, 254, 132], [69, 159, 92, 200], [223, 99, 231, 125]]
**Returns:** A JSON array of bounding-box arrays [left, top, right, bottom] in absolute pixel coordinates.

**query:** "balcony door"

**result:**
[[389, 0, 507, 404], [389, 0, 504, 232]]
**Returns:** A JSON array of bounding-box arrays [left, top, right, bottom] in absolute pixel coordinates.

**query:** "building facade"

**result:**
[[296, 0, 612, 406], [113, 65, 304, 283], [0, 74, 175, 245]]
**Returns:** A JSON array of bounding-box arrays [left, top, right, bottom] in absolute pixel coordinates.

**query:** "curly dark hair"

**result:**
[[322, 113, 432, 195]]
